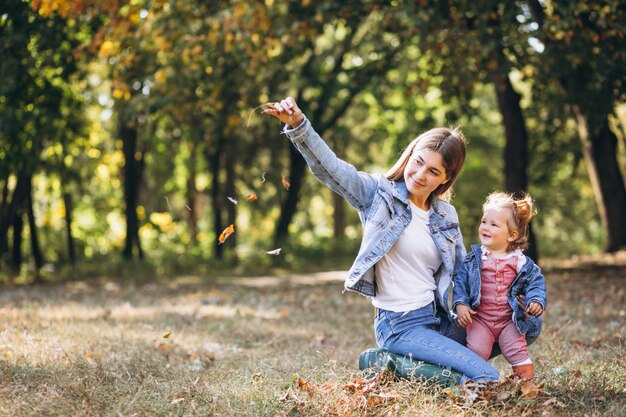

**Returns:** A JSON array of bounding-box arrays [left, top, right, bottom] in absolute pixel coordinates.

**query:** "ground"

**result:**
[[0, 254, 625, 416]]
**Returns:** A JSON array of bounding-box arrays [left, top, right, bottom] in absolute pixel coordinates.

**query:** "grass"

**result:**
[[0, 256, 625, 416]]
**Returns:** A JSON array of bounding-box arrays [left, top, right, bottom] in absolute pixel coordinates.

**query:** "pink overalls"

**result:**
[[466, 251, 529, 365]]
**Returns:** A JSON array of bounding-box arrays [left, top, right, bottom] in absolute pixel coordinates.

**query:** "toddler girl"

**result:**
[[453, 191, 547, 381]]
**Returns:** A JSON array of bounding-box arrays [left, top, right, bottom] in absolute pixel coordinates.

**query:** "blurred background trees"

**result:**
[[1, 0, 625, 281]]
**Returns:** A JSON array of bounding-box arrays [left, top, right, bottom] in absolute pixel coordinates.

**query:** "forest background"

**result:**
[[2, 0, 626, 281]]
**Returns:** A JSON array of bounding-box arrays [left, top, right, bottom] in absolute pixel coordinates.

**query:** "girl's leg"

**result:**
[[498, 321, 530, 365], [466, 317, 496, 360], [375, 305, 499, 383]]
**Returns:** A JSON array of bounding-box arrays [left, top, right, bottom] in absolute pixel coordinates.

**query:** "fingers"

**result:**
[[527, 302, 543, 316]]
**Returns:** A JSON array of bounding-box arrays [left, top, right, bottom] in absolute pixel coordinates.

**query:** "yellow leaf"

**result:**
[[245, 194, 257, 201], [281, 175, 290, 190], [163, 331, 172, 339], [218, 224, 235, 244]]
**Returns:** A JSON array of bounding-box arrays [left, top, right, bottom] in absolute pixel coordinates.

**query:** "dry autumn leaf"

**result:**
[[520, 381, 540, 398], [218, 224, 235, 244], [171, 391, 188, 405], [246, 193, 257, 201], [163, 331, 172, 339], [281, 175, 290, 190]]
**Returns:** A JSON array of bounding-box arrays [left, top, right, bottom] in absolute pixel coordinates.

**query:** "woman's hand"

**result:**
[[527, 301, 543, 316], [263, 96, 305, 128], [455, 304, 476, 327]]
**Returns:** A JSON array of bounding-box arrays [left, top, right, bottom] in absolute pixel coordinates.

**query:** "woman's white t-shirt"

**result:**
[[372, 202, 442, 312]]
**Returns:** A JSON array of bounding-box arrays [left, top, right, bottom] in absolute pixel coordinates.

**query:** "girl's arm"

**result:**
[[265, 97, 377, 210], [524, 264, 547, 313]]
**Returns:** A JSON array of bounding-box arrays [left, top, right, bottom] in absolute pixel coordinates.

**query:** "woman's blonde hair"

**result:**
[[385, 127, 467, 201], [483, 191, 535, 251]]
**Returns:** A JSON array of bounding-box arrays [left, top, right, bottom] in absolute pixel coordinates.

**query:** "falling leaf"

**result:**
[[281, 175, 290, 190], [261, 172, 266, 183], [164, 196, 172, 210], [246, 194, 257, 201], [218, 224, 235, 244], [186, 205, 191, 211], [266, 248, 282, 255], [227, 197, 238, 205], [163, 331, 172, 339]]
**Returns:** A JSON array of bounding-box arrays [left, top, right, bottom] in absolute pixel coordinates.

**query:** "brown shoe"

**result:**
[[512, 363, 534, 381]]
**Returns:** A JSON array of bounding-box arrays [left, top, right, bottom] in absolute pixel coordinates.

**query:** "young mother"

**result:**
[[264, 97, 499, 383]]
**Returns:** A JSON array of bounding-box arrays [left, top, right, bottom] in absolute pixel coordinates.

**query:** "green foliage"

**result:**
[[3, 0, 625, 276]]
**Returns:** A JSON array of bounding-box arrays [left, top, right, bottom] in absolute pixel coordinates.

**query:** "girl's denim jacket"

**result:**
[[284, 117, 466, 317], [452, 244, 547, 337]]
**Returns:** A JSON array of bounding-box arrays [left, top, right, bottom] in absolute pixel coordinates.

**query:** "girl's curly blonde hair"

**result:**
[[483, 191, 535, 251]]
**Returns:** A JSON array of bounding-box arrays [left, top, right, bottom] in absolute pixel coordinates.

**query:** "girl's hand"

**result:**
[[455, 304, 476, 327], [527, 301, 543, 316], [263, 96, 305, 128]]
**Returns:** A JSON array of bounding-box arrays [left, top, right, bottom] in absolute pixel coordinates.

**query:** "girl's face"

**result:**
[[478, 207, 519, 254], [403, 149, 448, 206]]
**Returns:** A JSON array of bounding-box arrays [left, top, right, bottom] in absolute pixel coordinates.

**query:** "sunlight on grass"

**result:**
[[1, 263, 625, 416]]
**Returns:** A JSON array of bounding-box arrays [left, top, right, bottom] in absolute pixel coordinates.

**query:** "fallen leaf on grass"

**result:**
[[520, 381, 540, 398], [282, 175, 290, 190], [543, 397, 566, 407], [84, 353, 97, 367], [156, 342, 172, 351], [343, 375, 378, 395], [218, 224, 235, 244], [171, 391, 188, 405], [297, 377, 314, 397], [279, 388, 305, 406]]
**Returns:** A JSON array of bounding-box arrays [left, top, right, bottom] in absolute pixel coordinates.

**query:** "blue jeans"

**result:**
[[374, 303, 499, 383]]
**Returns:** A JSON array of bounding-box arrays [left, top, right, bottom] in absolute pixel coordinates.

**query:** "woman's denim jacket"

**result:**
[[284, 117, 466, 317], [452, 244, 547, 337]]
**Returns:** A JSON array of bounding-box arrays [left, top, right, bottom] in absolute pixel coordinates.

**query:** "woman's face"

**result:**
[[403, 149, 448, 205]]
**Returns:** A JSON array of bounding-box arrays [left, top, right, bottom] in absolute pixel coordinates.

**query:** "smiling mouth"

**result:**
[[411, 177, 425, 187]]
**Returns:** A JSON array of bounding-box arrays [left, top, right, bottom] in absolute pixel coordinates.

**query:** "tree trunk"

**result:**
[[273, 147, 307, 247], [493, 71, 538, 261], [186, 163, 199, 244], [207, 142, 224, 259], [574, 108, 626, 251], [225, 135, 238, 263], [27, 188, 44, 270], [120, 117, 144, 260], [0, 173, 29, 259], [63, 192, 76, 264], [332, 190, 346, 240], [11, 210, 23, 273]]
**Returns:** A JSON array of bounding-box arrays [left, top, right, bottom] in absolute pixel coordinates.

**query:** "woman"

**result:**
[[264, 97, 499, 383]]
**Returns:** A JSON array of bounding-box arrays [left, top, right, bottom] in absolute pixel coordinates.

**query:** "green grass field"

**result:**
[[1, 258, 624, 416]]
